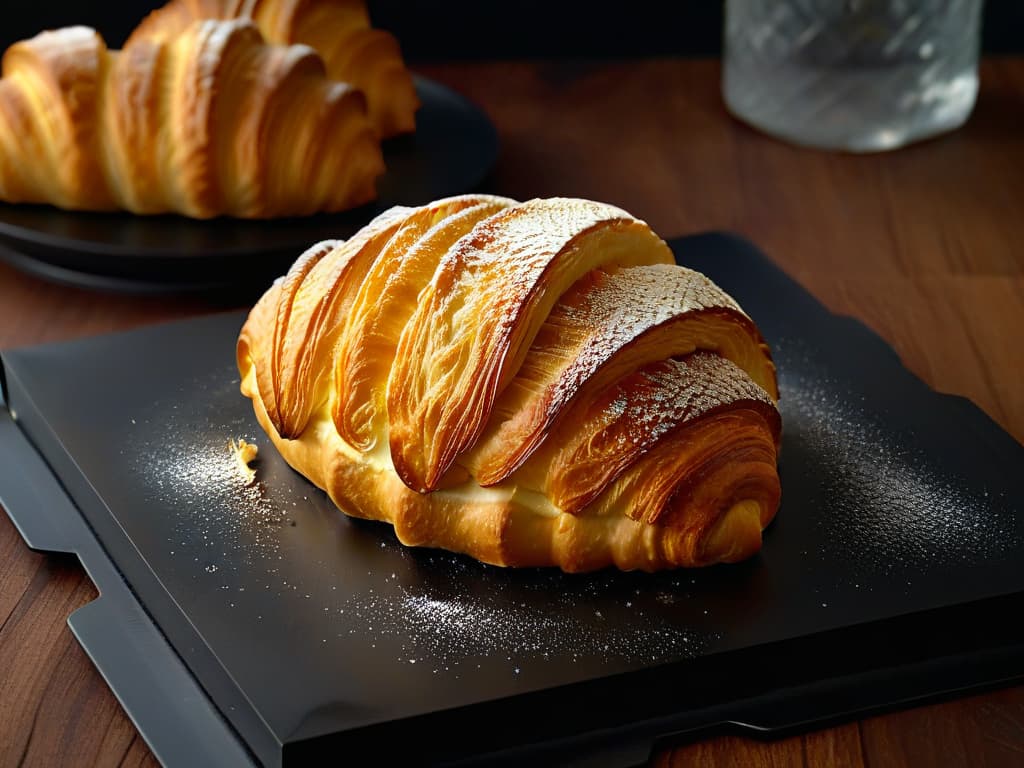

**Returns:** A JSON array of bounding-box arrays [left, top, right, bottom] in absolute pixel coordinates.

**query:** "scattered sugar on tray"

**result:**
[[128, 371, 290, 571], [334, 565, 715, 672], [774, 336, 1020, 573]]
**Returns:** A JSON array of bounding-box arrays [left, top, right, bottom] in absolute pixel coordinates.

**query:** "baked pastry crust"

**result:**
[[0, 19, 383, 218], [238, 196, 782, 572], [130, 0, 420, 138]]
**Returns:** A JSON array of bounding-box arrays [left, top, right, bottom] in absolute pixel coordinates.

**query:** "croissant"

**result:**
[[237, 196, 782, 572], [0, 19, 383, 218], [129, 0, 419, 138]]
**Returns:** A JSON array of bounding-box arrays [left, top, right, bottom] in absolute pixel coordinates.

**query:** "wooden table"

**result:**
[[1, 57, 1022, 767]]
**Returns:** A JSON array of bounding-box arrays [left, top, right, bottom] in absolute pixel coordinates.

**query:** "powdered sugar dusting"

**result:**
[[576, 352, 777, 461], [540, 264, 751, 415]]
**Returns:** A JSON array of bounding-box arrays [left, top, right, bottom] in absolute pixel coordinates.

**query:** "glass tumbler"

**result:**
[[722, 0, 984, 152]]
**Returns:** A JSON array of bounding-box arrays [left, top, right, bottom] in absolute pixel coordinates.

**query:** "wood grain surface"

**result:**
[[1, 57, 1023, 767]]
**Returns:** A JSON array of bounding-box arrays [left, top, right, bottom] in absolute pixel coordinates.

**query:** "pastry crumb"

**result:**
[[230, 438, 259, 486]]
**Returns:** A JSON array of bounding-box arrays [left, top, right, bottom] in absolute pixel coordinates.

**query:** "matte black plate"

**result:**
[[0, 76, 497, 295], [2, 234, 1023, 767]]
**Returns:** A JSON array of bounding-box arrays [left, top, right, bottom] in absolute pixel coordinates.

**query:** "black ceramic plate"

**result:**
[[0, 77, 497, 295], [2, 234, 1023, 768]]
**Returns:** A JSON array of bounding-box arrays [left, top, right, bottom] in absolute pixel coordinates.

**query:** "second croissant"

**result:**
[[0, 19, 384, 219]]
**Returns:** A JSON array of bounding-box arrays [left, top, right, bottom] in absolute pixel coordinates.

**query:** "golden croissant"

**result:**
[[130, 0, 419, 138], [237, 196, 782, 572], [0, 19, 383, 219]]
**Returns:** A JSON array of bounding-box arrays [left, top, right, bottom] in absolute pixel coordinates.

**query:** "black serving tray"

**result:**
[[2, 233, 1023, 768], [0, 76, 497, 295]]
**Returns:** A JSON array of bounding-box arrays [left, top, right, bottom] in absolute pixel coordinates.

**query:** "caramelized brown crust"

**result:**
[[129, 0, 419, 138], [237, 197, 783, 572], [387, 198, 677, 492], [463, 263, 778, 486], [0, 19, 383, 218]]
